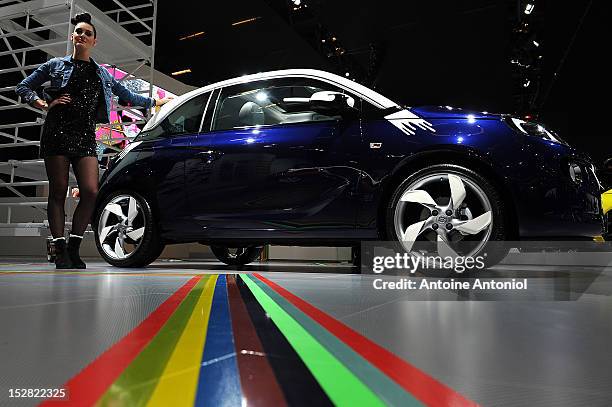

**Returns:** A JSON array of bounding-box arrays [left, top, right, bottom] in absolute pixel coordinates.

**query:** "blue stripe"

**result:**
[[194, 275, 242, 406]]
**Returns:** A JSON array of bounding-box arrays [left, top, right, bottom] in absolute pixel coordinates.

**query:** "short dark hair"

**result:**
[[71, 12, 96, 38]]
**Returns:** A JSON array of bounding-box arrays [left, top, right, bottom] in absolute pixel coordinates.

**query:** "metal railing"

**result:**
[[0, 0, 158, 237]]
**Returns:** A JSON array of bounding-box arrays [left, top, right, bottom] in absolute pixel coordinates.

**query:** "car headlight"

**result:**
[[506, 117, 566, 145]]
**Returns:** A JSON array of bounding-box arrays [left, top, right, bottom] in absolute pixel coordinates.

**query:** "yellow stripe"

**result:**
[[146, 275, 218, 407]]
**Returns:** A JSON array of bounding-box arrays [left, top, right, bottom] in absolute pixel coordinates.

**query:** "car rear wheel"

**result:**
[[94, 191, 164, 268], [210, 245, 263, 266], [385, 164, 509, 271]]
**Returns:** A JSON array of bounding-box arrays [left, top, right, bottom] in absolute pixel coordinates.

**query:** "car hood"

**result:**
[[410, 105, 500, 120]]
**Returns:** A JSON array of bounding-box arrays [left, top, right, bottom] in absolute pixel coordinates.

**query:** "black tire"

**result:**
[[94, 190, 165, 268], [384, 164, 509, 270], [210, 245, 263, 266]]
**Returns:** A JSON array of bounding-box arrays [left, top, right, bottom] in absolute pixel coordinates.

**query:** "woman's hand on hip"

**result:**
[[47, 94, 71, 110]]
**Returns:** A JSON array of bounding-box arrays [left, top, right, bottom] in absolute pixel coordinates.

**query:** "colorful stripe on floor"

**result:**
[[40, 273, 477, 407], [194, 275, 242, 407]]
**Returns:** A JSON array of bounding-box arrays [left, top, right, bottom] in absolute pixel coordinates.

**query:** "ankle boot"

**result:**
[[53, 238, 73, 269], [67, 235, 86, 269]]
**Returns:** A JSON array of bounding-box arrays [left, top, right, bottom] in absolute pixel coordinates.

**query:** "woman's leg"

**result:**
[[70, 156, 99, 236], [66, 156, 99, 269], [44, 155, 70, 238]]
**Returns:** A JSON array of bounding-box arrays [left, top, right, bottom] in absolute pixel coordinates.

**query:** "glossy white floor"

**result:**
[[1, 258, 611, 406]]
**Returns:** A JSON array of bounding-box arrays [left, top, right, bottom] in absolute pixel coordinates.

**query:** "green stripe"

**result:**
[[248, 276, 422, 406], [240, 274, 385, 407], [96, 275, 211, 407]]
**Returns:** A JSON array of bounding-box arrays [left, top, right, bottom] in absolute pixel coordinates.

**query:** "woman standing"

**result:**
[[16, 13, 172, 269]]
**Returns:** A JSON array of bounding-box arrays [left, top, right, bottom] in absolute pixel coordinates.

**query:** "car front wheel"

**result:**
[[94, 191, 164, 268], [385, 164, 508, 270]]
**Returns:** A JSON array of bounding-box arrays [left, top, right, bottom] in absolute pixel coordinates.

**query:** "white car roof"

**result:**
[[143, 69, 401, 131]]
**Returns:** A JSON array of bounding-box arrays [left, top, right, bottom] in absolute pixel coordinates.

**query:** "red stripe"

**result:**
[[253, 273, 477, 407], [40, 276, 201, 407]]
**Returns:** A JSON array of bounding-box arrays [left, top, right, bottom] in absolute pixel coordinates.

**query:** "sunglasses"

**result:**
[[74, 27, 94, 37]]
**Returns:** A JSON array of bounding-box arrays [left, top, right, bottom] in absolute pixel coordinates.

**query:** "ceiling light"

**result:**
[[171, 69, 191, 76], [524, 4, 534, 14], [232, 17, 261, 26], [179, 31, 205, 41]]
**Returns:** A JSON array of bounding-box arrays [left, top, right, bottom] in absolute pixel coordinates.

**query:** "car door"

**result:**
[[132, 91, 211, 236], [185, 78, 364, 239]]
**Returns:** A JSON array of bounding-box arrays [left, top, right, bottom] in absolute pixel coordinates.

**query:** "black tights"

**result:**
[[44, 155, 99, 238]]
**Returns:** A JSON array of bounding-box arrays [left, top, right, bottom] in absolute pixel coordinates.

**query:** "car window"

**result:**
[[211, 79, 354, 131], [136, 92, 210, 141]]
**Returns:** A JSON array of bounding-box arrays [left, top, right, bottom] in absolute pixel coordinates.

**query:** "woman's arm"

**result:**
[[15, 60, 53, 110], [109, 75, 173, 108]]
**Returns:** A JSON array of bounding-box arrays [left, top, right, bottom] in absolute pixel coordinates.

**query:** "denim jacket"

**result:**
[[15, 55, 154, 124]]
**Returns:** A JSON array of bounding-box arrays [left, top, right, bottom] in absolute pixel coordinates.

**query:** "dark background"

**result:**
[[152, 0, 609, 165], [1, 0, 609, 168]]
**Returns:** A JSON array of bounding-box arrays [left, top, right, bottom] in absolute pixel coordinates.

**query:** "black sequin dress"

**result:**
[[40, 58, 102, 158]]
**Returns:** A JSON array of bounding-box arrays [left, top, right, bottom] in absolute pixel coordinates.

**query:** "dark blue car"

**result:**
[[94, 69, 603, 267]]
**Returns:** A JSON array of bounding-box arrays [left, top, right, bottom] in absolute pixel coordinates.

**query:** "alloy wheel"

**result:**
[[393, 173, 493, 257], [97, 195, 146, 260], [226, 247, 247, 259]]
